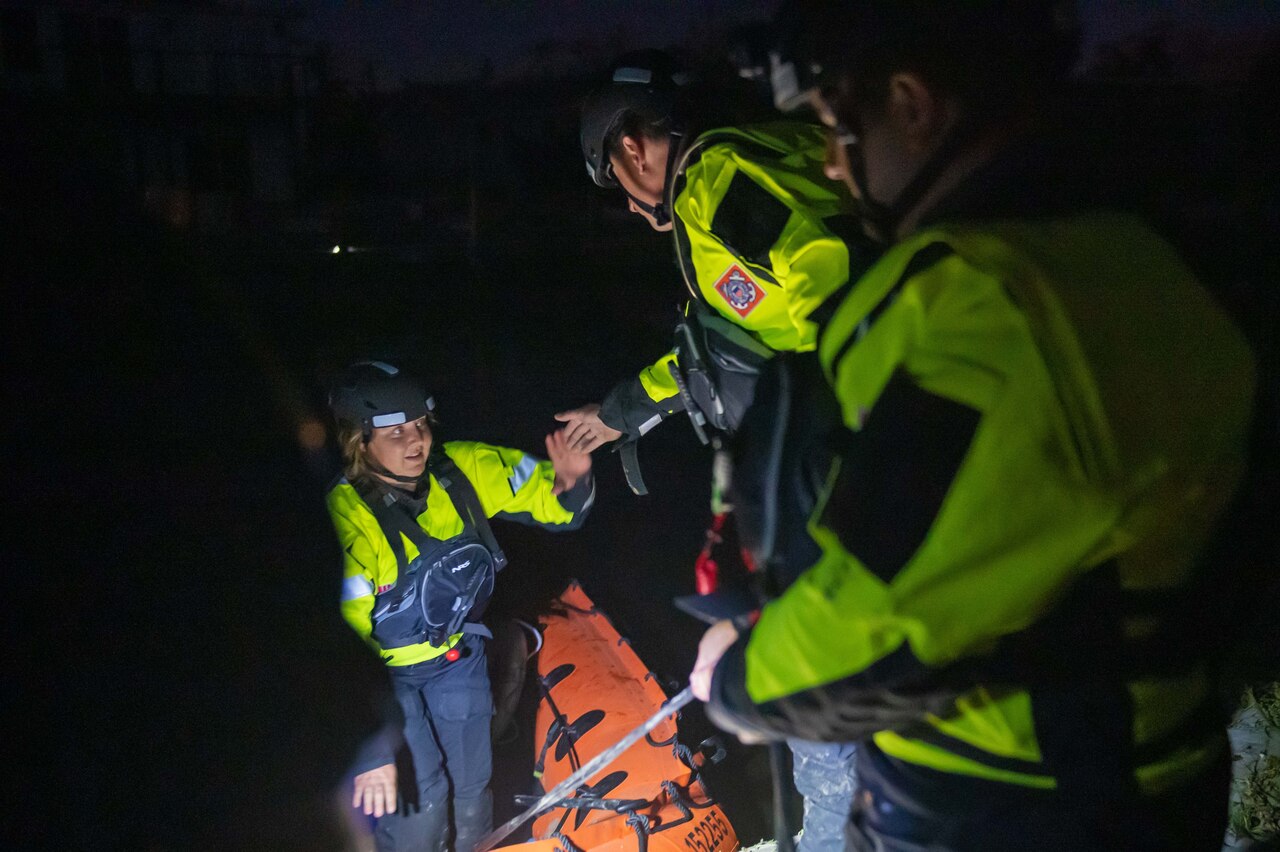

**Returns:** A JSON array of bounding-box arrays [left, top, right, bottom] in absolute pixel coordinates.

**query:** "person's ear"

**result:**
[[618, 134, 648, 175], [886, 72, 949, 155]]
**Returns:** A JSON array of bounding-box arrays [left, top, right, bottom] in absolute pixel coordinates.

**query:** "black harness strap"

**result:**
[[667, 359, 711, 445], [428, 453, 508, 571], [352, 452, 509, 578], [351, 477, 431, 580]]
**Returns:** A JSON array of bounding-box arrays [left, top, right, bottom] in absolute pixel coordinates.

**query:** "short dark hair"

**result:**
[[607, 102, 677, 159]]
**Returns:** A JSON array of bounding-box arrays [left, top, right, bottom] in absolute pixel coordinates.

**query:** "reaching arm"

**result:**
[[558, 350, 686, 452], [703, 244, 1119, 743], [447, 441, 594, 531]]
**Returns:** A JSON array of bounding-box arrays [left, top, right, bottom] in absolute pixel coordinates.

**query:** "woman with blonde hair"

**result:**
[[327, 360, 593, 851]]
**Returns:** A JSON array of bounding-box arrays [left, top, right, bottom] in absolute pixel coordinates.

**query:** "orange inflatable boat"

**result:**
[[496, 581, 739, 852]]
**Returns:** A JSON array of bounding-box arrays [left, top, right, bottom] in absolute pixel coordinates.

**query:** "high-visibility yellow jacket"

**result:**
[[599, 121, 861, 437], [710, 203, 1255, 797], [327, 440, 592, 666]]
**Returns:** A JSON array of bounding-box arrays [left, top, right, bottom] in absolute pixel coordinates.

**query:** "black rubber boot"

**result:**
[[452, 791, 493, 852], [374, 796, 448, 852]]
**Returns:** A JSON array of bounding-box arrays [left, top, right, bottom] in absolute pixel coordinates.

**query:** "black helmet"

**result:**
[[329, 361, 435, 441], [580, 49, 693, 189]]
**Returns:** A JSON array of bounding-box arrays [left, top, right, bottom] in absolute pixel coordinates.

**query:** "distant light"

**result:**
[[297, 419, 327, 451], [331, 245, 341, 254]]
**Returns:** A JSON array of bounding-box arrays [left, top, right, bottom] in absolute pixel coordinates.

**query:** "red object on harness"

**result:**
[[694, 513, 728, 595], [445, 647, 462, 662]]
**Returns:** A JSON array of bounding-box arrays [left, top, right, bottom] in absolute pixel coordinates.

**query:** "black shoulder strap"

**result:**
[[429, 453, 509, 571], [350, 476, 430, 578]]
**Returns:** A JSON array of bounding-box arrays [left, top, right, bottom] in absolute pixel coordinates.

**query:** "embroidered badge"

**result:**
[[713, 264, 766, 317], [377, 583, 395, 594]]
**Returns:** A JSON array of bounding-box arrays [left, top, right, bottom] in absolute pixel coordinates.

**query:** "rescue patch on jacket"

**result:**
[[714, 264, 766, 318]]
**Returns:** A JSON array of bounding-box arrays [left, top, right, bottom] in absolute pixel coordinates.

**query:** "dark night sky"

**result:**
[[299, 0, 1280, 85], [304, 0, 775, 84]]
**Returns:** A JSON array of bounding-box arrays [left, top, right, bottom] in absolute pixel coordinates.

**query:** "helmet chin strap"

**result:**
[[843, 113, 983, 243], [844, 137, 895, 242], [622, 187, 669, 227], [364, 452, 431, 492]]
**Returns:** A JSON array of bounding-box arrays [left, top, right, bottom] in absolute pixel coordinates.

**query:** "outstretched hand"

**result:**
[[554, 403, 623, 453], [546, 426, 593, 495]]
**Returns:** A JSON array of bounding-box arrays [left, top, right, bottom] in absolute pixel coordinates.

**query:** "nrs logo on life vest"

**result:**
[[713, 263, 765, 317]]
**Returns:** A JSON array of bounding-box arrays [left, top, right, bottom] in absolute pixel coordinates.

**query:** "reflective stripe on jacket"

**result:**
[[327, 440, 590, 666], [713, 212, 1254, 797]]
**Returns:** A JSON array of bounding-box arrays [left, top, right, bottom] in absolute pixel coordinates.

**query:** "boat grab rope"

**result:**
[[514, 618, 544, 660], [476, 687, 697, 852]]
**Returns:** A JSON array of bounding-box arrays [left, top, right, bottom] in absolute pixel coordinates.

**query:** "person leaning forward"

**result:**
[[559, 49, 874, 852], [692, 3, 1257, 851], [556, 49, 876, 455], [327, 361, 593, 852]]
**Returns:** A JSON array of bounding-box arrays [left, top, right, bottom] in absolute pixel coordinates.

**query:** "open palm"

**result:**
[[546, 427, 592, 495]]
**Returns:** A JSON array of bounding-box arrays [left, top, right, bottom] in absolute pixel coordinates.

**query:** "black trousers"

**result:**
[[375, 634, 494, 852]]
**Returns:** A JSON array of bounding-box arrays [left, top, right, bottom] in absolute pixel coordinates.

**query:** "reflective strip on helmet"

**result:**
[[367, 361, 399, 375], [341, 574, 375, 601], [613, 67, 652, 84], [508, 455, 539, 495], [371, 411, 408, 428]]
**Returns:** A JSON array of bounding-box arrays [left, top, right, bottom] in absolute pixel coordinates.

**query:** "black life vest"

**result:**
[[355, 454, 507, 650]]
